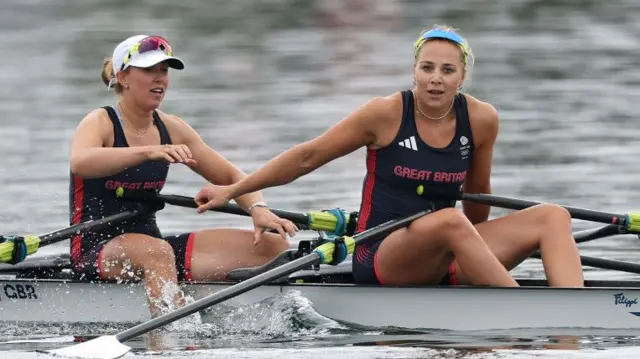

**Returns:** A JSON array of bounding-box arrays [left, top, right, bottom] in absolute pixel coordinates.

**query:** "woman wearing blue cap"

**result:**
[[69, 34, 298, 317], [194, 25, 584, 287]]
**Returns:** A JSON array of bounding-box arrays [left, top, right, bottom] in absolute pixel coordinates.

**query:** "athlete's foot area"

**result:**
[[162, 295, 203, 332], [148, 280, 203, 331]]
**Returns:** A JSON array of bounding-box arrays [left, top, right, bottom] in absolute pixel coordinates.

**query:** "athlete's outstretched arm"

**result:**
[[462, 102, 499, 224], [222, 97, 390, 200], [70, 109, 152, 178]]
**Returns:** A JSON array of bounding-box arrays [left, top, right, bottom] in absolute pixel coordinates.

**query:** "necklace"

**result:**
[[414, 92, 455, 125], [117, 102, 153, 139]]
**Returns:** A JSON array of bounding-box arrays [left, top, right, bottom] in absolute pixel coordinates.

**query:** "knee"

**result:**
[[142, 240, 176, 269], [412, 208, 476, 244], [532, 203, 571, 227], [437, 208, 475, 236]]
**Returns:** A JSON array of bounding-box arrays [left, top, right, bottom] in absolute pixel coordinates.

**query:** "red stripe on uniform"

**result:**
[[70, 175, 84, 265], [448, 262, 458, 286], [355, 149, 377, 233], [373, 251, 386, 285], [183, 233, 196, 282]]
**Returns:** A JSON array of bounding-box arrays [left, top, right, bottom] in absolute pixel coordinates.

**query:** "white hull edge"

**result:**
[[2, 278, 640, 331]]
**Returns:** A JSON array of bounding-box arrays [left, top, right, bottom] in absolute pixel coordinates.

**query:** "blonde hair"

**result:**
[[100, 58, 123, 93], [414, 24, 475, 89]]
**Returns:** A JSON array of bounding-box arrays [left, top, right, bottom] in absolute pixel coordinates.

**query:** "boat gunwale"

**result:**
[[2, 276, 640, 291]]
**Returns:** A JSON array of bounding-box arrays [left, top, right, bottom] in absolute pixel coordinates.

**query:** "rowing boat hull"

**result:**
[[2, 277, 640, 331]]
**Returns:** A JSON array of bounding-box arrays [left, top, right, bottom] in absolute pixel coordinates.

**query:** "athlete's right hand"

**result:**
[[194, 184, 234, 213], [145, 144, 197, 165]]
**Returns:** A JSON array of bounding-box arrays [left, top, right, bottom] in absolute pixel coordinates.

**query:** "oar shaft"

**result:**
[[115, 210, 428, 342], [528, 224, 622, 261], [39, 209, 143, 247], [573, 224, 622, 244], [581, 256, 640, 275], [461, 193, 627, 226], [154, 194, 311, 227]]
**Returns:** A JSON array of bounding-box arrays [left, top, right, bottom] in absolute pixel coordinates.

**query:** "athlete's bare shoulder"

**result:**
[[462, 93, 499, 146], [79, 107, 112, 126], [76, 107, 114, 134], [154, 109, 199, 144], [363, 91, 403, 121], [71, 107, 117, 147], [358, 91, 405, 148], [155, 109, 184, 127]]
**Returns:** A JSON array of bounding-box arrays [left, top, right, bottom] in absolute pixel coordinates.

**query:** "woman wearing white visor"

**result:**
[[68, 35, 298, 317]]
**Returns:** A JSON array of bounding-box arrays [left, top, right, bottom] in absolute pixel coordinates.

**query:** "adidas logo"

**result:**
[[398, 136, 418, 151]]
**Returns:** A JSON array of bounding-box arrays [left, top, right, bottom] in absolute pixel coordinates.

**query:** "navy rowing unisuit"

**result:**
[[352, 90, 474, 285], [69, 106, 195, 281]]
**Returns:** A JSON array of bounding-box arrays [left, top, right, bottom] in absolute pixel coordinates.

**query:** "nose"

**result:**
[[429, 75, 443, 85], [154, 71, 168, 82]]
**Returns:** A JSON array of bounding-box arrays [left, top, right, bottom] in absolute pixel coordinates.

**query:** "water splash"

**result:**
[[149, 279, 203, 333], [156, 289, 350, 341]]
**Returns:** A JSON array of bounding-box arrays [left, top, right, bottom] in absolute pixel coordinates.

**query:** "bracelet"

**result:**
[[248, 201, 269, 213]]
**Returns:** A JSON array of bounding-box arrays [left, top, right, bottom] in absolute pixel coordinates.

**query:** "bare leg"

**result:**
[[455, 203, 583, 287], [100, 233, 185, 316], [375, 208, 518, 287], [188, 229, 289, 282]]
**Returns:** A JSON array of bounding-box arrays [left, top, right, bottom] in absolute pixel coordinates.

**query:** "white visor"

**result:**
[[108, 34, 185, 88], [124, 49, 184, 71]]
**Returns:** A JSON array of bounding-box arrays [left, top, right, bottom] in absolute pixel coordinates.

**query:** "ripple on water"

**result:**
[[4, 0, 640, 358]]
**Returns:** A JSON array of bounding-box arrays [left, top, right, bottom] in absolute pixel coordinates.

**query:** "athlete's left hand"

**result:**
[[250, 207, 298, 245]]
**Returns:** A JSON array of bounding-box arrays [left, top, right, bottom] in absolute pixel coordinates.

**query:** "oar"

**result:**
[[159, 192, 626, 245], [0, 205, 145, 264], [529, 251, 640, 275], [148, 192, 639, 236], [45, 210, 430, 359], [572, 224, 623, 244], [120, 192, 355, 235], [526, 224, 639, 275], [458, 192, 640, 231]]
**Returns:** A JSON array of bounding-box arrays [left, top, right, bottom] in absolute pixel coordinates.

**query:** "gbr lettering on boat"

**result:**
[[1, 284, 38, 301], [393, 166, 466, 183], [104, 180, 166, 191]]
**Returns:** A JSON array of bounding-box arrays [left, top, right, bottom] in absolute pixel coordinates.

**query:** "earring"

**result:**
[[124, 84, 129, 89], [412, 77, 416, 85]]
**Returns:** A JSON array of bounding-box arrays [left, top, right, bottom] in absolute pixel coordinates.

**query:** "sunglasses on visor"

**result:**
[[121, 36, 173, 70]]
